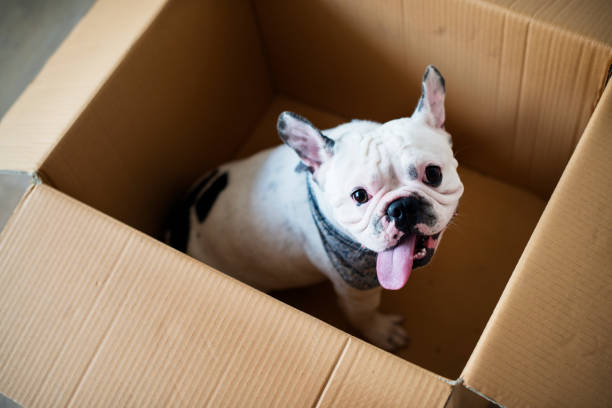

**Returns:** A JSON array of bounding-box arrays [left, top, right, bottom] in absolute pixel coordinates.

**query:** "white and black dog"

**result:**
[[166, 66, 463, 350]]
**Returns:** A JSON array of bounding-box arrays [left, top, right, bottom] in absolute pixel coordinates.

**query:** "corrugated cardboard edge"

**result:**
[[0, 185, 452, 407], [461, 77, 612, 406], [472, 0, 612, 107], [478, 0, 612, 51], [0, 0, 170, 174]]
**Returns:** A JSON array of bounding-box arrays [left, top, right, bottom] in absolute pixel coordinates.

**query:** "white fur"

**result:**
[[185, 66, 463, 350], [187, 119, 462, 350], [317, 118, 462, 252]]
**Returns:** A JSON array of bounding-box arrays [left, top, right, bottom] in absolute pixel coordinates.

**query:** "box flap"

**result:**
[[0, 185, 450, 407], [462, 83, 612, 406], [0, 0, 169, 173], [316, 338, 451, 407], [482, 0, 612, 48], [34, 0, 273, 237]]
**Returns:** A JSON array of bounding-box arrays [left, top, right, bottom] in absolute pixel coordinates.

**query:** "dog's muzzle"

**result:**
[[377, 195, 442, 290], [386, 195, 435, 233]]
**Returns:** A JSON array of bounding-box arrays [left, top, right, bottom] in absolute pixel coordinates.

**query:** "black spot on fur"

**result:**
[[165, 169, 219, 252], [408, 165, 418, 180], [195, 172, 228, 222]]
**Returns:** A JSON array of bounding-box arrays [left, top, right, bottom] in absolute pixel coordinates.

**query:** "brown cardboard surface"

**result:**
[[316, 338, 451, 407], [482, 0, 612, 47], [0, 0, 610, 404], [254, 0, 612, 197], [463, 83, 612, 406], [0, 185, 451, 407], [38, 0, 273, 237], [0, 0, 168, 173], [246, 96, 546, 379]]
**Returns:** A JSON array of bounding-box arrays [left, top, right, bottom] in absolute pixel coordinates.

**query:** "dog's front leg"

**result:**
[[331, 280, 409, 350]]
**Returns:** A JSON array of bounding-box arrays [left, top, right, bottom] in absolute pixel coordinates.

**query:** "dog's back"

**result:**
[[164, 169, 227, 252]]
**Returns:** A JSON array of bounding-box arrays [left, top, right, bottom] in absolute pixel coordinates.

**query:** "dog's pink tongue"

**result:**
[[376, 234, 416, 290]]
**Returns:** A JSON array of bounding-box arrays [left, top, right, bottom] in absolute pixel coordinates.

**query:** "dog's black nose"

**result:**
[[386, 197, 421, 232]]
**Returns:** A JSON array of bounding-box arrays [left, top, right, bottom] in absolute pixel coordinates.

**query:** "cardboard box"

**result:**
[[0, 0, 611, 406]]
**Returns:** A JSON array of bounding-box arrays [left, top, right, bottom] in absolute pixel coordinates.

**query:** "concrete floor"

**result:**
[[0, 0, 96, 120]]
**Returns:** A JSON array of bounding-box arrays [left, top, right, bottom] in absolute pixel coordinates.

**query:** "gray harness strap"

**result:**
[[306, 178, 379, 290]]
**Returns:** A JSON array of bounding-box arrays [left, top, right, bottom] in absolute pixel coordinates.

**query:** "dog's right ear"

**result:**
[[277, 111, 335, 174]]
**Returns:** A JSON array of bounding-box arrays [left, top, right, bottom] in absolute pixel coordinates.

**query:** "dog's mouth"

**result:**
[[376, 231, 441, 290]]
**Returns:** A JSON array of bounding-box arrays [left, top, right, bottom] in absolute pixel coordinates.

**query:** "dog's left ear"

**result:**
[[277, 111, 334, 173], [413, 65, 446, 128]]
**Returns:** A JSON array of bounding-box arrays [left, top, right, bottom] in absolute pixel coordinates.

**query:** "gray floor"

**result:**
[[0, 0, 96, 120]]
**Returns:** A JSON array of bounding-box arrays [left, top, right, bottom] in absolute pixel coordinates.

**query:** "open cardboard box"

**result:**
[[0, 0, 611, 406]]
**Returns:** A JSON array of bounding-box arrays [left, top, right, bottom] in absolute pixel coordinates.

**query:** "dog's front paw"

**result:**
[[361, 313, 409, 351]]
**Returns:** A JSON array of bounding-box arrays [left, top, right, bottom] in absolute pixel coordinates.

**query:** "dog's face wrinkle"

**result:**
[[326, 144, 456, 252], [296, 110, 461, 254]]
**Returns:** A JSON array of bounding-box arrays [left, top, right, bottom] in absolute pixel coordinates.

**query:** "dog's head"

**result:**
[[277, 66, 463, 290]]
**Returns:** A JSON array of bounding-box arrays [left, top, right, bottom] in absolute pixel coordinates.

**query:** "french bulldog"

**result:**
[[166, 65, 463, 350]]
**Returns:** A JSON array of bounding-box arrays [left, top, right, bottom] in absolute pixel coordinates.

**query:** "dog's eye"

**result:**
[[424, 165, 442, 187], [351, 188, 369, 205]]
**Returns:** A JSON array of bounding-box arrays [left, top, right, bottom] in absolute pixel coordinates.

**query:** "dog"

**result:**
[[166, 66, 463, 350]]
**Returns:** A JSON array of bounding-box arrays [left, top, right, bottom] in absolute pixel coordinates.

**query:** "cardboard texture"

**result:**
[[0, 185, 450, 407], [462, 79, 612, 407], [0, 0, 611, 406], [254, 0, 612, 197]]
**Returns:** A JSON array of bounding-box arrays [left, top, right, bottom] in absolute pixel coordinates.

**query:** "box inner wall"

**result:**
[[35, 0, 576, 378]]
